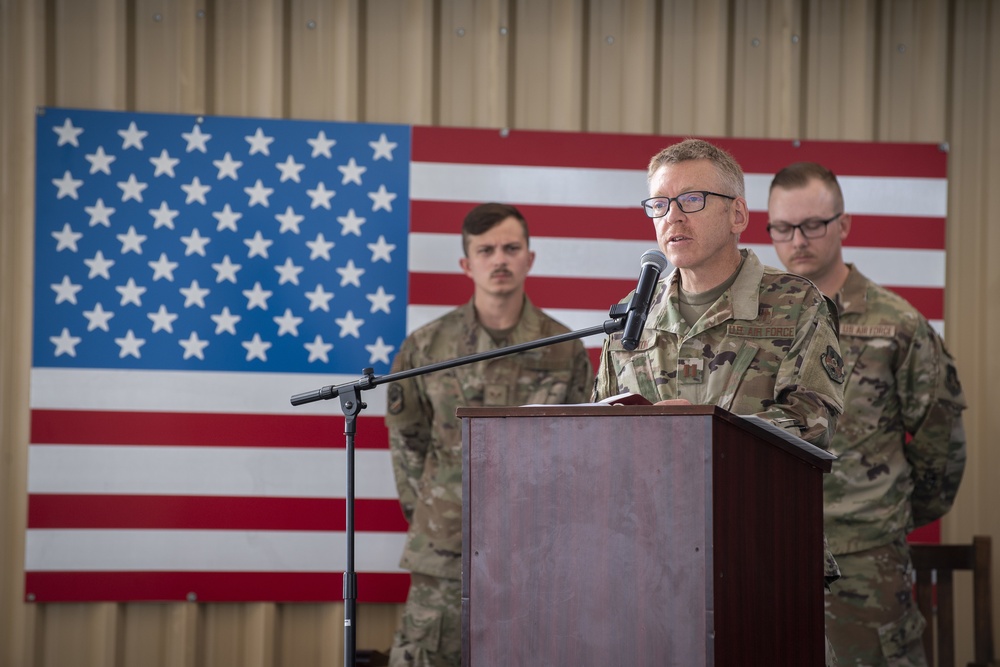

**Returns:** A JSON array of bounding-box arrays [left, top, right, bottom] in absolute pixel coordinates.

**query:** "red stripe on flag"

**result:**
[[411, 200, 650, 240], [30, 410, 389, 449], [410, 273, 634, 311], [24, 571, 410, 603], [413, 127, 947, 178], [28, 494, 408, 532], [743, 213, 946, 250]]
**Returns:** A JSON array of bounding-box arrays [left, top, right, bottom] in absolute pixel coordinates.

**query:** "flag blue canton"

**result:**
[[34, 108, 410, 375]]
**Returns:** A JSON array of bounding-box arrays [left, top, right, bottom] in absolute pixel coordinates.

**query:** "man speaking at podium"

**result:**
[[592, 139, 846, 666], [384, 202, 593, 667]]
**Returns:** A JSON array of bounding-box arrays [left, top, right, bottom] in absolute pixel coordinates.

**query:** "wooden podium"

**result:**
[[459, 405, 834, 667]]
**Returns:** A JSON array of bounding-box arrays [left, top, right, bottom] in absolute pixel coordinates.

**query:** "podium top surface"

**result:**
[[457, 404, 834, 471]]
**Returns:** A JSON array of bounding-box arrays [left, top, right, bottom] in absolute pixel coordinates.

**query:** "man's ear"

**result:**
[[731, 197, 750, 235], [459, 256, 472, 278], [839, 213, 852, 241]]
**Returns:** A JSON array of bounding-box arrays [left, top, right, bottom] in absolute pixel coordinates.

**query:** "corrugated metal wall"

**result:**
[[1, 1, 997, 665]]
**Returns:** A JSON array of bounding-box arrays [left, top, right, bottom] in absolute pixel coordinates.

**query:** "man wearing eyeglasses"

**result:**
[[767, 162, 967, 667], [593, 139, 846, 666]]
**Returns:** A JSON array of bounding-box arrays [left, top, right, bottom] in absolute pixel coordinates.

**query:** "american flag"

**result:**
[[28, 108, 947, 602]]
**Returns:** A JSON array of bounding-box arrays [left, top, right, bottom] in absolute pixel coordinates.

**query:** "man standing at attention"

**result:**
[[767, 161, 967, 666], [384, 202, 593, 667]]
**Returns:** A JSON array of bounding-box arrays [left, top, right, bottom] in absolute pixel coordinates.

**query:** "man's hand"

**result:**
[[655, 398, 692, 406]]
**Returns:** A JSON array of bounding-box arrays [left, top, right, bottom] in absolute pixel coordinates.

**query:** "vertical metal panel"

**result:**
[[656, 0, 729, 136], [287, 0, 361, 121], [732, 0, 804, 138], [585, 0, 657, 133], [805, 0, 878, 139], [210, 0, 285, 117], [512, 0, 585, 130], [438, 0, 512, 128], [132, 0, 208, 113], [877, 0, 949, 141], [51, 0, 128, 108], [362, 0, 435, 124]]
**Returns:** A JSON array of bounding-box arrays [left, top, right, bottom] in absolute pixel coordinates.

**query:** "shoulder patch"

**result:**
[[820, 345, 846, 384], [387, 383, 404, 415]]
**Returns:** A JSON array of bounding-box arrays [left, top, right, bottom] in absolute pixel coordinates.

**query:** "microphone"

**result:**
[[621, 248, 669, 351]]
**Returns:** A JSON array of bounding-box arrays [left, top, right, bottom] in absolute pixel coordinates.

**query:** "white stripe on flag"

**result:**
[[412, 163, 947, 217], [28, 445, 396, 498], [30, 368, 388, 415], [25, 529, 407, 572]]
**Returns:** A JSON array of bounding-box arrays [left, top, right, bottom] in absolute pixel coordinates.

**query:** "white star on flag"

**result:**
[[52, 223, 83, 252], [304, 334, 334, 363], [180, 228, 211, 256], [116, 278, 147, 306], [211, 307, 241, 335], [179, 332, 210, 360], [118, 122, 148, 150], [117, 226, 148, 254], [85, 199, 115, 227], [84, 251, 115, 279], [242, 282, 273, 310], [335, 310, 364, 338], [244, 231, 273, 259], [245, 128, 275, 156], [367, 235, 396, 262], [337, 209, 366, 236], [211, 255, 242, 283], [304, 284, 334, 311], [366, 286, 396, 314], [53, 171, 84, 199], [275, 258, 304, 285], [53, 118, 83, 146], [50, 328, 82, 356], [338, 158, 367, 185], [181, 176, 212, 204], [244, 179, 274, 207], [51, 276, 83, 305], [273, 309, 304, 336], [368, 184, 397, 212], [276, 207, 305, 234], [182, 124, 212, 153], [117, 174, 148, 202], [85, 146, 116, 174], [213, 204, 243, 232], [308, 130, 336, 158], [307, 233, 335, 260], [337, 259, 365, 287], [149, 201, 180, 229], [276, 155, 305, 182], [213, 152, 243, 180], [150, 149, 180, 177], [242, 333, 272, 361], [83, 303, 115, 331], [306, 182, 336, 209], [369, 133, 397, 160], [365, 336, 395, 365], [148, 253, 180, 281], [179, 280, 210, 308], [115, 329, 146, 358], [148, 305, 179, 333]]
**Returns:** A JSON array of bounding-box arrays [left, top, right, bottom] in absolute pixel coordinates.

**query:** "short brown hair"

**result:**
[[769, 162, 844, 212], [647, 138, 745, 199], [461, 203, 529, 256]]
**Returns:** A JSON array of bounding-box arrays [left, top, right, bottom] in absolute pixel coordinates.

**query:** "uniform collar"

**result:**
[[835, 264, 869, 315]]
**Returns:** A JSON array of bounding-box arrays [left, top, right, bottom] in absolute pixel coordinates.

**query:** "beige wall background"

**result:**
[[1, 0, 997, 665]]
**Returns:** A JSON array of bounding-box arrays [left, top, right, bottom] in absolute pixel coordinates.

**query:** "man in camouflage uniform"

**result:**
[[384, 203, 593, 667], [768, 162, 967, 666], [592, 139, 846, 667]]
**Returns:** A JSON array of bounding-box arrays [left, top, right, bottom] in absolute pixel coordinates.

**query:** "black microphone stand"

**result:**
[[289, 306, 630, 667]]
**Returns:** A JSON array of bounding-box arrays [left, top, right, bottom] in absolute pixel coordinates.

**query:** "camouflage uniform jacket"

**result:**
[[385, 297, 593, 579], [593, 249, 845, 448], [824, 265, 967, 555]]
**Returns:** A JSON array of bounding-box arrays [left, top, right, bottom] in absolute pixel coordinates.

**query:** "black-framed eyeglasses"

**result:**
[[766, 213, 842, 242], [641, 191, 737, 218]]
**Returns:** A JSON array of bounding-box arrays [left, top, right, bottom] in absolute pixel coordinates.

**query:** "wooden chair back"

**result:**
[[911, 535, 995, 667]]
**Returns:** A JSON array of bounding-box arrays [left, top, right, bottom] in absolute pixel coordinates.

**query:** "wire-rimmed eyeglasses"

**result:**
[[641, 191, 737, 218], [766, 213, 842, 242]]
